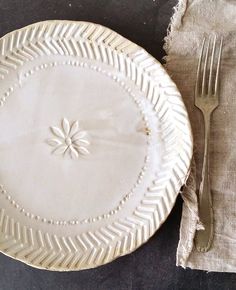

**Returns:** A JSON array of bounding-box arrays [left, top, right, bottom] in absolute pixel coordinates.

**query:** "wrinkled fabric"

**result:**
[[164, 0, 236, 272]]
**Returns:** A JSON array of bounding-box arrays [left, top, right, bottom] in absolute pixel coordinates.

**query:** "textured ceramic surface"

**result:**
[[0, 20, 192, 271]]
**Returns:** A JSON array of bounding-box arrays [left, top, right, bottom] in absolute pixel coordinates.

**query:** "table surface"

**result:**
[[0, 1, 235, 289]]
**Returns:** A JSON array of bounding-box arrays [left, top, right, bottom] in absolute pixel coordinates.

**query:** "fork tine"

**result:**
[[215, 37, 223, 96], [208, 35, 216, 96], [202, 39, 210, 96], [195, 38, 205, 97]]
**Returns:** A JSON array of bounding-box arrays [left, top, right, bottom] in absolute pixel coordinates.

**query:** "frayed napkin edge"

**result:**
[[177, 158, 199, 268], [163, 0, 188, 62]]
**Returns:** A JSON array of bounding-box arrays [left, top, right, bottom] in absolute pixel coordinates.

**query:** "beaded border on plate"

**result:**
[[0, 60, 153, 226]]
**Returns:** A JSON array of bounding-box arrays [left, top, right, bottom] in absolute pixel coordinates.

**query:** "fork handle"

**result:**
[[195, 113, 214, 252]]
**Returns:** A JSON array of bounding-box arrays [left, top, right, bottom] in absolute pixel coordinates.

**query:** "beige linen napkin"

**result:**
[[164, 0, 236, 272]]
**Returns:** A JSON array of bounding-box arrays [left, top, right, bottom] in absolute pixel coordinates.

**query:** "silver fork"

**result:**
[[194, 36, 223, 252]]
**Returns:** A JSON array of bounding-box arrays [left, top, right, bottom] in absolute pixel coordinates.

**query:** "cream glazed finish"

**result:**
[[0, 21, 192, 271]]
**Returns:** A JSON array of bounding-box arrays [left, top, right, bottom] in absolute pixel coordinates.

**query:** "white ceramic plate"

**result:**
[[0, 20, 192, 271]]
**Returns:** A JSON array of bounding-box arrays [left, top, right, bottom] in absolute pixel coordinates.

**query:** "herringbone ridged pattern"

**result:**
[[0, 21, 192, 271]]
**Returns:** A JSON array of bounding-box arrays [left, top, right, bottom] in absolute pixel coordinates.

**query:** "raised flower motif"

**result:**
[[47, 118, 90, 159]]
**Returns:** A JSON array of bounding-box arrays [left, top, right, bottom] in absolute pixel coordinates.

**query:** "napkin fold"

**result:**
[[164, 0, 236, 272]]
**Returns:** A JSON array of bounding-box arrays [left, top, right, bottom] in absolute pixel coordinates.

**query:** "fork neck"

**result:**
[[202, 113, 211, 177]]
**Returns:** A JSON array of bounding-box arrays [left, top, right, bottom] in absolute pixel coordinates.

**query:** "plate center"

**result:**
[[0, 60, 149, 223]]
